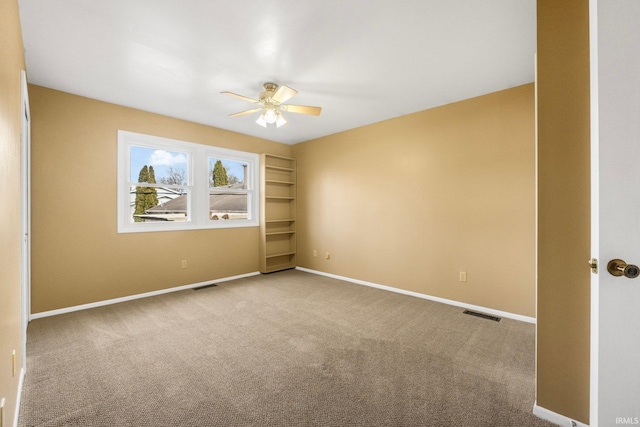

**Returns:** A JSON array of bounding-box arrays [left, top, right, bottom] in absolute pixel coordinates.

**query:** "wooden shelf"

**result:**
[[260, 154, 296, 273], [265, 165, 294, 172], [263, 153, 294, 160], [266, 180, 295, 185], [265, 251, 296, 259], [266, 231, 296, 236]]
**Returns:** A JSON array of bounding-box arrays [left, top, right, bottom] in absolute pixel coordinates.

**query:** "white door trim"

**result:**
[[20, 69, 31, 371]]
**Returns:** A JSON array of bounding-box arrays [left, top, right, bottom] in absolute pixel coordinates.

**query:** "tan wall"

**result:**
[[0, 0, 25, 421], [29, 85, 291, 314], [536, 1, 591, 423], [292, 84, 536, 317]]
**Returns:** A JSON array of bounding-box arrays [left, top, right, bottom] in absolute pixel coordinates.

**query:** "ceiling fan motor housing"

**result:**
[[260, 83, 279, 102]]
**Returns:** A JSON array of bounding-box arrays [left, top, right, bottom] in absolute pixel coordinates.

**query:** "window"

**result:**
[[117, 131, 259, 233]]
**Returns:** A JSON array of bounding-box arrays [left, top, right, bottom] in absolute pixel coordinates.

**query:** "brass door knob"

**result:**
[[607, 259, 640, 278]]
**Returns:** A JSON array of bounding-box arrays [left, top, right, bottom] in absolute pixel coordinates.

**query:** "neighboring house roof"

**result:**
[[146, 188, 247, 214], [129, 186, 183, 196], [129, 186, 184, 207]]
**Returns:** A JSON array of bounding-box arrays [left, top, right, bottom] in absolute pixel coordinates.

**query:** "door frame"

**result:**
[[20, 69, 31, 372]]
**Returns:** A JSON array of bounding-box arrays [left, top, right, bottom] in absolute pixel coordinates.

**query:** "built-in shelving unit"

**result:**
[[259, 154, 296, 273]]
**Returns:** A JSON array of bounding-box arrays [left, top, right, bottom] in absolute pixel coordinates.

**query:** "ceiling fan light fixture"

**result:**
[[264, 108, 277, 124], [275, 111, 287, 128], [222, 82, 321, 129], [255, 113, 267, 128]]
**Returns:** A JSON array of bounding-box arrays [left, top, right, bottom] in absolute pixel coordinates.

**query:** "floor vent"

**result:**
[[463, 310, 501, 322], [193, 284, 218, 291]]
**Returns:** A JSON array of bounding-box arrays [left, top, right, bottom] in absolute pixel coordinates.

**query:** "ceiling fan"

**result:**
[[221, 83, 322, 128]]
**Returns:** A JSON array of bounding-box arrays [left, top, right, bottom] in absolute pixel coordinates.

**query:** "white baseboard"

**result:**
[[296, 267, 536, 324], [30, 271, 260, 320], [13, 367, 25, 427], [533, 403, 589, 427]]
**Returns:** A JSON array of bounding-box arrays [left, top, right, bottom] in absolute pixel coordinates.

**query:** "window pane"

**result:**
[[130, 185, 189, 222], [208, 157, 247, 189], [209, 193, 248, 221], [130, 146, 188, 187]]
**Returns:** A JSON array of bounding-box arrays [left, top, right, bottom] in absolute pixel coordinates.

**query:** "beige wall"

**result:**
[[536, 1, 591, 424], [29, 85, 291, 314], [0, 0, 25, 422], [292, 84, 536, 317]]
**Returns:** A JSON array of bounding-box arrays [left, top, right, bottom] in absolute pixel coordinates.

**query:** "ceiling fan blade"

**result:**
[[221, 91, 260, 103], [272, 85, 298, 104], [284, 104, 322, 116], [229, 107, 263, 117]]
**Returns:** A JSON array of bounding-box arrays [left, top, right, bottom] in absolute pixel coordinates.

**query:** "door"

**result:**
[[20, 70, 31, 372], [591, 1, 640, 425]]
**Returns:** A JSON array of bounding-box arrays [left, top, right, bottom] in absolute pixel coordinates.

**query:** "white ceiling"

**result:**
[[18, 0, 536, 145]]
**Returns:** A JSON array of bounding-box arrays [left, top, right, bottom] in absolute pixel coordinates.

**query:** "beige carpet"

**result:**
[[19, 270, 554, 426]]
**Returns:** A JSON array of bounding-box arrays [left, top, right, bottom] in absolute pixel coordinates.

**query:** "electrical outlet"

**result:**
[[459, 271, 467, 282], [325, 252, 330, 260], [181, 260, 187, 269]]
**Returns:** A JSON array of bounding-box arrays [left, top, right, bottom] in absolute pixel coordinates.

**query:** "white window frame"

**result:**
[[117, 130, 259, 233]]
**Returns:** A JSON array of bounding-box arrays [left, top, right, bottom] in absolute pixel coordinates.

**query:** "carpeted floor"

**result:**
[[19, 270, 555, 426]]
